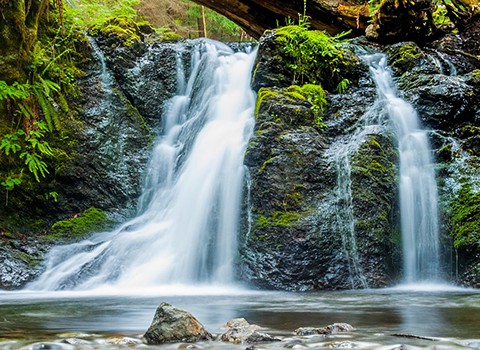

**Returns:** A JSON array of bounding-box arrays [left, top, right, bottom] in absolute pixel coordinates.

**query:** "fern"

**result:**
[[20, 152, 50, 182], [35, 87, 61, 131], [0, 81, 31, 101], [0, 131, 24, 155]]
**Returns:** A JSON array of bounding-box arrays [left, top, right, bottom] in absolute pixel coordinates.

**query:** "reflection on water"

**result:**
[[0, 287, 479, 349]]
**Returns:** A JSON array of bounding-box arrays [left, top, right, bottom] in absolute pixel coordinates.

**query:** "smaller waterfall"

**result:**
[[365, 54, 441, 283], [87, 37, 113, 88], [331, 143, 369, 288]]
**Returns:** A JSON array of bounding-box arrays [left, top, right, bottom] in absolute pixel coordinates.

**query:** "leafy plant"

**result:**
[[286, 84, 327, 128], [275, 23, 355, 91], [336, 78, 351, 94], [0, 121, 55, 201]]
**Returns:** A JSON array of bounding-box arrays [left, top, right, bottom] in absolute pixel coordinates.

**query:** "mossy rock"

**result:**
[[255, 85, 326, 128], [256, 211, 303, 228], [89, 16, 147, 46], [12, 250, 40, 268], [274, 25, 358, 91], [47, 208, 114, 242], [155, 28, 183, 42], [386, 42, 425, 74], [451, 184, 480, 249]]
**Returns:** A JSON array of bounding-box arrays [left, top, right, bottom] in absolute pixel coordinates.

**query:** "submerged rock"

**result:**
[[220, 318, 280, 344], [144, 302, 212, 344], [296, 323, 355, 336]]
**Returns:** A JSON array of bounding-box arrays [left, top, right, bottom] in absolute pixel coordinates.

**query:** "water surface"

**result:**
[[1, 287, 479, 349]]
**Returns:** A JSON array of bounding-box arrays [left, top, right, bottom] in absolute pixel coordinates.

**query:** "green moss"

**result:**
[[461, 125, 480, 137], [354, 135, 396, 182], [255, 84, 327, 128], [275, 25, 356, 91], [432, 5, 454, 29], [437, 143, 453, 162], [350, 133, 397, 239], [256, 211, 302, 228], [451, 184, 480, 249], [90, 16, 143, 46], [47, 208, 113, 241], [12, 251, 39, 268], [155, 28, 183, 41], [283, 191, 303, 210], [287, 84, 327, 127], [258, 156, 279, 173], [388, 42, 424, 72], [255, 88, 280, 116]]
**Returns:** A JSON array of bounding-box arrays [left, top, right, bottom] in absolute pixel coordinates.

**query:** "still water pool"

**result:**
[[0, 285, 479, 349]]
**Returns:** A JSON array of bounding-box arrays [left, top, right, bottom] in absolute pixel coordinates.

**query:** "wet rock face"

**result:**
[[240, 40, 397, 290], [144, 302, 212, 344], [386, 41, 480, 132], [251, 31, 294, 91], [54, 35, 183, 219], [385, 41, 478, 131], [0, 236, 47, 289], [93, 36, 181, 128], [0, 36, 181, 289]]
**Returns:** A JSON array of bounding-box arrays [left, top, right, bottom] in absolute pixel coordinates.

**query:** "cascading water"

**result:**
[[364, 53, 441, 283], [28, 40, 257, 291]]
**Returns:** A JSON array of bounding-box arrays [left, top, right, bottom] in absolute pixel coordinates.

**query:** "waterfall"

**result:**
[[28, 40, 257, 291], [364, 53, 441, 283]]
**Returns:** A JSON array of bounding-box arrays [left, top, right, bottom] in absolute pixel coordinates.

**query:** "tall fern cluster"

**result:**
[[0, 0, 86, 202]]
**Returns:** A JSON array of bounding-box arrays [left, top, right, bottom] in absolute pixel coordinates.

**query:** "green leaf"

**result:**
[[20, 152, 50, 182]]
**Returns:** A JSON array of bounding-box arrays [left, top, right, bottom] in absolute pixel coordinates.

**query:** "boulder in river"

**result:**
[[144, 302, 212, 344], [295, 323, 355, 336], [220, 318, 281, 344]]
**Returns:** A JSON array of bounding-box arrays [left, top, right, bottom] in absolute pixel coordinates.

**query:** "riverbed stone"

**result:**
[[144, 303, 212, 344], [220, 318, 280, 344], [295, 323, 355, 336]]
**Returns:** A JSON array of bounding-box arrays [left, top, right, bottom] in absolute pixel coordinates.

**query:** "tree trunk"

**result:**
[[0, 0, 48, 84], [190, 0, 369, 38]]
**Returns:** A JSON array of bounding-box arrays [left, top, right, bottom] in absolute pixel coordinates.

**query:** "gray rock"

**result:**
[[295, 323, 355, 336], [144, 303, 212, 344], [220, 318, 280, 344]]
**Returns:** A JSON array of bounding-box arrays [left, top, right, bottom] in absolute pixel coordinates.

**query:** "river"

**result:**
[[1, 286, 479, 349]]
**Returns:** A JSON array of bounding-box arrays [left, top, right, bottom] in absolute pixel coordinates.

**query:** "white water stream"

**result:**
[[29, 40, 257, 290], [365, 53, 441, 283]]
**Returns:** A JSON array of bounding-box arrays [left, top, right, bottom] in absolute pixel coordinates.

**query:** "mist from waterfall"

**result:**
[[28, 40, 257, 291]]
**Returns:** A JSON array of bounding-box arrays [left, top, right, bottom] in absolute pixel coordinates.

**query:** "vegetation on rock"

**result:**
[[275, 24, 356, 91], [451, 184, 480, 249], [0, 0, 87, 214], [256, 211, 303, 228], [47, 208, 113, 241], [255, 85, 327, 128]]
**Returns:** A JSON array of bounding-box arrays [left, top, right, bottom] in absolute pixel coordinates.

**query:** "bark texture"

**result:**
[[190, 0, 369, 38]]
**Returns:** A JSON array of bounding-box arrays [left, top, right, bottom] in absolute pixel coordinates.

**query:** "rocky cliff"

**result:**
[[1, 25, 479, 289], [238, 28, 480, 289]]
